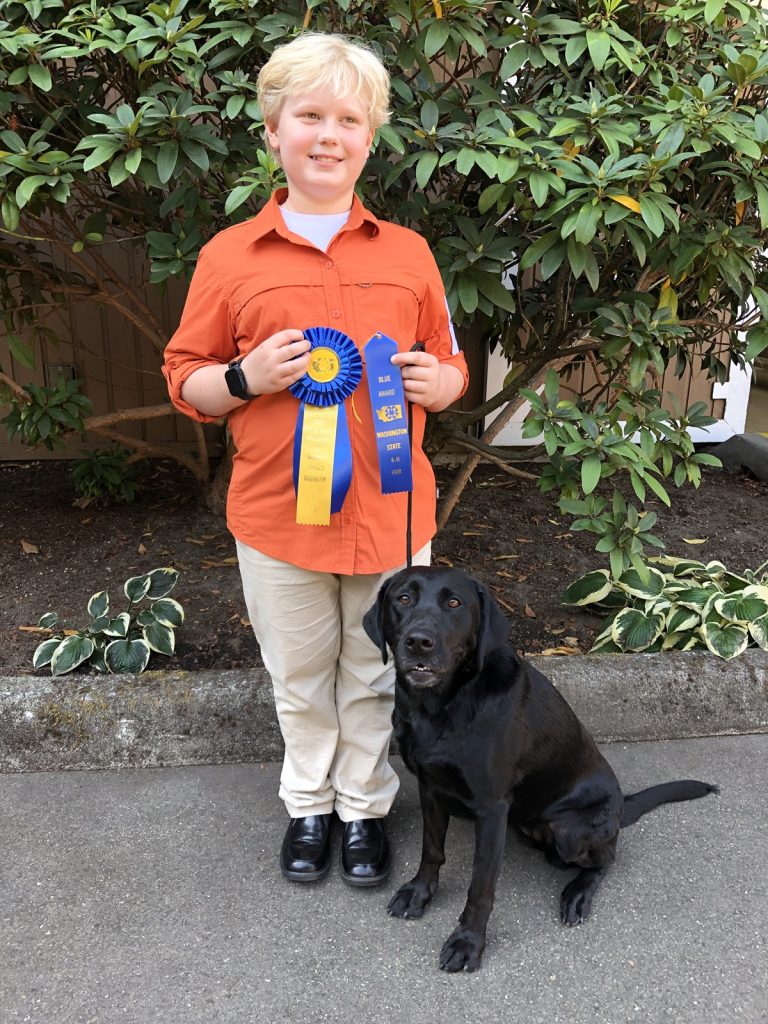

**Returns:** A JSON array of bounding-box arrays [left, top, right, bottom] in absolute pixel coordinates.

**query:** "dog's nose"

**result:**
[[405, 631, 435, 655]]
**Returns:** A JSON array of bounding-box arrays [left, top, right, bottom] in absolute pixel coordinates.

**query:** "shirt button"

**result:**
[[325, 260, 333, 269], [331, 309, 341, 318]]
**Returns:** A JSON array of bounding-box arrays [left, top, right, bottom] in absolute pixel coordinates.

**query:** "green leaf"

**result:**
[[145, 567, 180, 601], [87, 591, 110, 618], [586, 30, 610, 71], [712, 594, 768, 623], [704, 0, 726, 24], [28, 64, 53, 92], [500, 43, 528, 80], [581, 454, 602, 495], [457, 274, 478, 314], [609, 547, 626, 580], [424, 20, 450, 59], [420, 100, 439, 133], [37, 612, 59, 629], [638, 196, 665, 238], [156, 141, 179, 184], [478, 183, 507, 215], [475, 274, 516, 314], [15, 175, 48, 209], [376, 124, 405, 155], [617, 565, 667, 599], [415, 152, 439, 190], [50, 634, 95, 676], [105, 637, 151, 673], [125, 574, 152, 603], [151, 597, 185, 628], [666, 607, 701, 633], [225, 184, 255, 216], [611, 608, 665, 651], [520, 230, 561, 270], [562, 570, 613, 606], [702, 621, 749, 660], [33, 636, 64, 669], [749, 615, 768, 650], [676, 587, 717, 610], [142, 620, 175, 656], [104, 612, 130, 638]]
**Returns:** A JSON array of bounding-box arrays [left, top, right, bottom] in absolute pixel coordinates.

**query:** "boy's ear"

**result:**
[[265, 121, 279, 150]]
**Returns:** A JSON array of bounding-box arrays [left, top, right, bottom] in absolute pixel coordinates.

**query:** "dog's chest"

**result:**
[[396, 712, 479, 813]]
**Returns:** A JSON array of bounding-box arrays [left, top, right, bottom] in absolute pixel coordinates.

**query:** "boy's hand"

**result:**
[[390, 348, 443, 409], [241, 329, 311, 395]]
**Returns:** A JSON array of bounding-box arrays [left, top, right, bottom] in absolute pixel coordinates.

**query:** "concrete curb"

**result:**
[[1, 650, 766, 773]]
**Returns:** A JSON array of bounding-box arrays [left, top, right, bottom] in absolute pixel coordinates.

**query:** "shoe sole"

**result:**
[[280, 859, 332, 883], [338, 864, 390, 888]]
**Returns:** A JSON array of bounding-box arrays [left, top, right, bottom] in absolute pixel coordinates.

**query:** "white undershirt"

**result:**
[[279, 206, 350, 253], [278, 205, 460, 354]]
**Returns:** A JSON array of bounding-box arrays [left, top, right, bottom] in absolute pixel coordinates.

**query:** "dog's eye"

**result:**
[[446, 597, 462, 609], [397, 594, 412, 605]]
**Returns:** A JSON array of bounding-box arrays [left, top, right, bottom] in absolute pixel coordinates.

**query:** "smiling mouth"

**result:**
[[309, 155, 342, 164]]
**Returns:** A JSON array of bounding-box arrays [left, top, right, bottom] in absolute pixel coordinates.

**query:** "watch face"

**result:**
[[225, 362, 249, 399]]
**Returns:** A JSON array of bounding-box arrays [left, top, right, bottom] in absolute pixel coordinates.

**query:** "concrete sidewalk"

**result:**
[[2, 734, 766, 1024]]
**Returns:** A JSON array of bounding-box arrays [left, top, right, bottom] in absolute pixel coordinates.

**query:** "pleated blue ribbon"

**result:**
[[289, 326, 362, 518]]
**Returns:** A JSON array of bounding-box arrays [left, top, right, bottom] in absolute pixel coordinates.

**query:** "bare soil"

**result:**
[[1, 458, 766, 676]]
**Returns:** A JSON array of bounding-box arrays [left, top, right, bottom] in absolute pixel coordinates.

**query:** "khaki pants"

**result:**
[[236, 541, 431, 822]]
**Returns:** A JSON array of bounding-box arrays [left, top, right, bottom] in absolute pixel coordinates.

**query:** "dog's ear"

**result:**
[[363, 577, 393, 664], [475, 578, 510, 669]]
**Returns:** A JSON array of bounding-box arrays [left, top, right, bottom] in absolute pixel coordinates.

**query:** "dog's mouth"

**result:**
[[402, 664, 443, 688]]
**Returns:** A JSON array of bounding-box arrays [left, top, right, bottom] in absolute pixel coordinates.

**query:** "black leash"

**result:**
[[406, 342, 425, 568]]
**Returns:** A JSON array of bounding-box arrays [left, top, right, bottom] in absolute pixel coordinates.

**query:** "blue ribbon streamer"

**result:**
[[290, 326, 362, 516], [364, 332, 413, 494]]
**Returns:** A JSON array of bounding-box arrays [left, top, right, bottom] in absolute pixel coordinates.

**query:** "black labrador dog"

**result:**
[[363, 566, 717, 973]]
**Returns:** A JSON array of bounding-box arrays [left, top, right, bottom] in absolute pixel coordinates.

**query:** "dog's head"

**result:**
[[363, 566, 509, 690]]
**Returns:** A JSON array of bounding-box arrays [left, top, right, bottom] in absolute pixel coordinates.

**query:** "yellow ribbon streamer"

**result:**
[[295, 404, 339, 526]]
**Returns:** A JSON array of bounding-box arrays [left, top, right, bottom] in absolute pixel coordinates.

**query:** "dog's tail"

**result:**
[[620, 780, 719, 828]]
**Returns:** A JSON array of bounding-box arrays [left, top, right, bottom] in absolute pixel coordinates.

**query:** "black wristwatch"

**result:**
[[224, 358, 257, 401]]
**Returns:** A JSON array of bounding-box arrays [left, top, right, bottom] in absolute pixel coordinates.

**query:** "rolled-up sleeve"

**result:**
[[162, 249, 237, 423]]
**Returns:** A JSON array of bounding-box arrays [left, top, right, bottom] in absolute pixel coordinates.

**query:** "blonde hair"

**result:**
[[257, 32, 391, 132]]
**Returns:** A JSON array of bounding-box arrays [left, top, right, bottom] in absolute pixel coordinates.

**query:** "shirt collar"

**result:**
[[246, 188, 380, 246]]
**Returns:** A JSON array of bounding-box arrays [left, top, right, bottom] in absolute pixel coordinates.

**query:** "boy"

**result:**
[[163, 32, 468, 886]]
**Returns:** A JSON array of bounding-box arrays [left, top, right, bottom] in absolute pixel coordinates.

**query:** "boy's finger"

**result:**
[[273, 329, 306, 348], [391, 350, 432, 366]]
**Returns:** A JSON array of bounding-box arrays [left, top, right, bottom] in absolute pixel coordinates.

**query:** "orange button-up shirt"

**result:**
[[163, 190, 468, 575]]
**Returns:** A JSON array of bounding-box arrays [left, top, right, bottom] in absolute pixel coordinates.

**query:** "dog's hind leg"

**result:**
[[560, 866, 607, 926], [388, 783, 449, 920]]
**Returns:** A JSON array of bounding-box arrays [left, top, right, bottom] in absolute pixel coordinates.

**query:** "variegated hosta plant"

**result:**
[[32, 568, 184, 676], [564, 558, 768, 661]]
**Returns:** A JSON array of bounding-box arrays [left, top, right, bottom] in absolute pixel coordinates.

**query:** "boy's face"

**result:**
[[266, 87, 375, 214]]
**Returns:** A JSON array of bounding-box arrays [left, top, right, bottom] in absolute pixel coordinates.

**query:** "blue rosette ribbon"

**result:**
[[289, 326, 362, 525]]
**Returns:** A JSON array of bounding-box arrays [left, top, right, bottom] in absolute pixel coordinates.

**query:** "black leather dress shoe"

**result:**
[[280, 814, 332, 882], [339, 818, 390, 887]]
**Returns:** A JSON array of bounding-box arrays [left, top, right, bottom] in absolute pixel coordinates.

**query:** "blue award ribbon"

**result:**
[[364, 332, 413, 494], [289, 326, 362, 524]]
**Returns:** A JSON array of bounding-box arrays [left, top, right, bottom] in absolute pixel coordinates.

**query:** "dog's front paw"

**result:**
[[387, 878, 436, 919], [439, 926, 485, 972], [560, 880, 594, 926]]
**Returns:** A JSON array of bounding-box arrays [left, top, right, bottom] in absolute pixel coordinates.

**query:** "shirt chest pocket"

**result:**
[[233, 278, 327, 350], [344, 276, 421, 346]]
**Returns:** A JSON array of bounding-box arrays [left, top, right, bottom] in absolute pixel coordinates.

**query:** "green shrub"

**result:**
[[33, 568, 184, 675], [564, 557, 768, 660], [70, 446, 139, 504]]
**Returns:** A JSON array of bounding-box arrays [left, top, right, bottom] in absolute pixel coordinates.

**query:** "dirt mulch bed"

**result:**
[[1, 458, 766, 676]]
